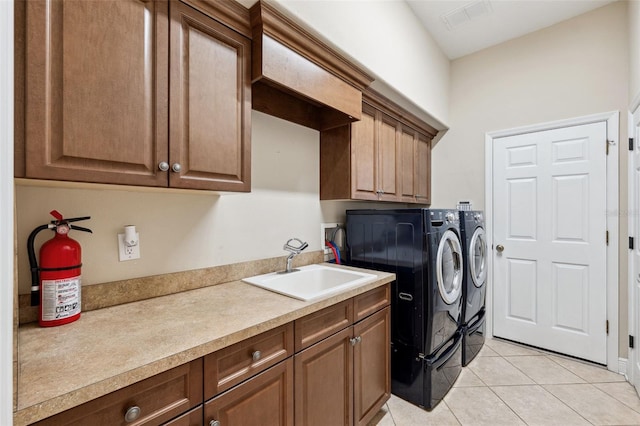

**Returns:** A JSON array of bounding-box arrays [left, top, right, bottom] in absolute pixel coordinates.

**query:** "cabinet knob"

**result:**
[[124, 406, 141, 423], [210, 421, 221, 426], [158, 162, 169, 172], [171, 163, 182, 173], [252, 350, 261, 361], [350, 336, 361, 346]]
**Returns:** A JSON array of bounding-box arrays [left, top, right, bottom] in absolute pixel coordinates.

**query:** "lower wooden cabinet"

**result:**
[[204, 358, 294, 426], [294, 289, 391, 426], [29, 284, 390, 426]]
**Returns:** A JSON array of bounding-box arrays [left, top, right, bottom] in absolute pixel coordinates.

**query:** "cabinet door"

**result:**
[[294, 327, 353, 426], [204, 359, 294, 426], [351, 104, 378, 201], [376, 113, 400, 202], [24, 0, 168, 186], [169, 1, 251, 191], [353, 307, 390, 426], [399, 125, 417, 202], [414, 133, 431, 204]]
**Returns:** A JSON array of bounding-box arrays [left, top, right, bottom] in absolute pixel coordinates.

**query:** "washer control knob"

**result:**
[[474, 213, 482, 222], [446, 212, 456, 223]]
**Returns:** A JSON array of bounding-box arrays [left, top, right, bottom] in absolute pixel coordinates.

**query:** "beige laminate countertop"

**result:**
[[14, 263, 394, 425]]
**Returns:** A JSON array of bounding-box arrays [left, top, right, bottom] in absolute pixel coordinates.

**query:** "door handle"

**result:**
[[496, 244, 504, 253]]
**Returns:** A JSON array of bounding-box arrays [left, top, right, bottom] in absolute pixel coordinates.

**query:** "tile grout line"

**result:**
[[441, 399, 463, 426], [592, 382, 640, 415], [484, 381, 530, 425], [493, 351, 594, 426]]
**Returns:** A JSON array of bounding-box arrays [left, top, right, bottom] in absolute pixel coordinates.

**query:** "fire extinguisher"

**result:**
[[27, 210, 92, 327]]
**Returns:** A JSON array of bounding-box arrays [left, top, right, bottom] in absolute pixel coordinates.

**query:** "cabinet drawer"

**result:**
[[33, 359, 203, 426], [354, 285, 390, 323], [295, 299, 353, 352], [204, 358, 294, 426], [204, 323, 294, 398]]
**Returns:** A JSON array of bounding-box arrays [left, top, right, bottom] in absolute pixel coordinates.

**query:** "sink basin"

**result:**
[[242, 264, 377, 301]]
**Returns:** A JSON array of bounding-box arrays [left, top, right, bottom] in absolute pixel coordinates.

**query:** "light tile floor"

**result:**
[[369, 337, 640, 426]]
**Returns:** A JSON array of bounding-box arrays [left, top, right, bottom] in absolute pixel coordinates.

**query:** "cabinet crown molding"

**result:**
[[249, 1, 374, 91]]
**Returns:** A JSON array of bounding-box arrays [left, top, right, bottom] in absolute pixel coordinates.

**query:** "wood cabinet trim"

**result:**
[[181, 0, 251, 38], [364, 88, 438, 139]]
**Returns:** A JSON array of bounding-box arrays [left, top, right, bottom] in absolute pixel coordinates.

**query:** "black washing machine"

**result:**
[[346, 208, 463, 410], [459, 210, 487, 366]]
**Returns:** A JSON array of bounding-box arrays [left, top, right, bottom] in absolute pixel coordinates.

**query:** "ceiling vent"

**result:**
[[441, 0, 493, 31]]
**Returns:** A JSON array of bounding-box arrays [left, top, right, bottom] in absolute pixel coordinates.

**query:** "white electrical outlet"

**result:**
[[118, 233, 141, 261]]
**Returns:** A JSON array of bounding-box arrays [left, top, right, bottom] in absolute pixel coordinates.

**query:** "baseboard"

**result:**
[[619, 357, 629, 379]]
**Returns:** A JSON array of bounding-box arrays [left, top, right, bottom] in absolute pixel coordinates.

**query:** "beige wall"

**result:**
[[273, 0, 450, 128], [15, 112, 388, 293], [630, 1, 640, 102], [433, 2, 629, 357]]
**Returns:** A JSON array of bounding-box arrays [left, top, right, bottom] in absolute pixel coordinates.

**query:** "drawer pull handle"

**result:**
[[210, 420, 221, 426], [124, 406, 141, 423], [350, 336, 362, 346], [252, 350, 261, 361]]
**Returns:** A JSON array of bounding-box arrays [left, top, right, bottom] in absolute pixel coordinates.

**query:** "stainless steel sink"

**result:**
[[242, 264, 377, 301]]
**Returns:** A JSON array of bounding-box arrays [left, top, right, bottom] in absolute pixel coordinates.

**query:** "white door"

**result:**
[[493, 122, 608, 364], [630, 107, 640, 391]]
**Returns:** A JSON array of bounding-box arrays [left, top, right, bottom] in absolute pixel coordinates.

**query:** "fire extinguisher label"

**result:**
[[41, 276, 81, 321]]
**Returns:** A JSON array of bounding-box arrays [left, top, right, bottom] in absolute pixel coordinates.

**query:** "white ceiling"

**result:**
[[406, 0, 616, 59]]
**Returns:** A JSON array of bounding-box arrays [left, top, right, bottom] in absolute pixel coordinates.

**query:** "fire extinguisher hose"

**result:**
[[27, 224, 50, 306]]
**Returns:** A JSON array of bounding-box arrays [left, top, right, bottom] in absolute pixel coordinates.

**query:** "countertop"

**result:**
[[14, 263, 394, 425]]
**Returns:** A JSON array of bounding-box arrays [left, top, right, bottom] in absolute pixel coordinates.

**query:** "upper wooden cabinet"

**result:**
[[320, 90, 436, 204], [169, 0, 251, 191], [249, 1, 374, 131], [17, 0, 251, 191]]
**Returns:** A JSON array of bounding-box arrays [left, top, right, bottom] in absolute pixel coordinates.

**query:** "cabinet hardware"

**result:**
[[158, 162, 169, 172], [124, 406, 141, 423], [210, 420, 221, 426], [171, 163, 182, 173], [252, 350, 261, 361]]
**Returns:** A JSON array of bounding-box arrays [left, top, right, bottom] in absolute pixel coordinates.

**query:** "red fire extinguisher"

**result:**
[[27, 210, 92, 327]]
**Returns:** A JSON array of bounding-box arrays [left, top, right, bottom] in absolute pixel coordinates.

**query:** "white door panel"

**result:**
[[493, 122, 607, 364]]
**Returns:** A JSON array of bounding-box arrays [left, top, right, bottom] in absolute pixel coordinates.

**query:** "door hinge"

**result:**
[[630, 138, 635, 151], [606, 139, 610, 155], [606, 320, 609, 335], [631, 236, 635, 250], [631, 335, 635, 349], [606, 230, 609, 245]]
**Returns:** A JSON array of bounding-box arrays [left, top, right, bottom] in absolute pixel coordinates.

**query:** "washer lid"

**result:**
[[469, 227, 487, 288], [437, 229, 463, 304]]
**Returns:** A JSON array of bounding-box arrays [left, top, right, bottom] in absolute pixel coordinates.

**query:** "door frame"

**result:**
[[484, 111, 619, 373], [627, 96, 640, 386], [1, 0, 14, 422]]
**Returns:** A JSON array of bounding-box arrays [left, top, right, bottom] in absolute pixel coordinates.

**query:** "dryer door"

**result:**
[[436, 230, 463, 304], [469, 227, 487, 288]]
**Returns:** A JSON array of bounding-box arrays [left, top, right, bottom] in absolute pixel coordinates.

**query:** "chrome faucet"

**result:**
[[281, 238, 309, 273]]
